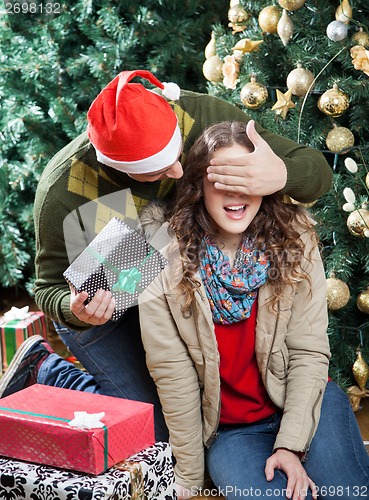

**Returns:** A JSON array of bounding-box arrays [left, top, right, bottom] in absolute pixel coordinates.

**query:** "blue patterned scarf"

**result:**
[[199, 234, 269, 324]]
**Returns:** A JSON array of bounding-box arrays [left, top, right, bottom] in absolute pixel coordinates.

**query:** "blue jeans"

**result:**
[[206, 382, 369, 499], [38, 306, 168, 442]]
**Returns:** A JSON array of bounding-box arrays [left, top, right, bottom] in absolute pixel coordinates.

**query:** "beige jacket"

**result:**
[[139, 214, 331, 490]]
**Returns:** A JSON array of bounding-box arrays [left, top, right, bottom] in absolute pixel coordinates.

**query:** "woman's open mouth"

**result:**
[[224, 205, 247, 219]]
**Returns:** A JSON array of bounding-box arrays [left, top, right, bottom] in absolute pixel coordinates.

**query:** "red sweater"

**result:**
[[214, 302, 278, 424]]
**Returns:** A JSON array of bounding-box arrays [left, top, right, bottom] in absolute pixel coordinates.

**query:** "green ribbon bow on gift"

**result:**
[[85, 245, 154, 295], [111, 267, 142, 294]]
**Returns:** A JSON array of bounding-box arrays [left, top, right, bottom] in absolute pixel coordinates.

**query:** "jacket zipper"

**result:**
[[205, 397, 221, 448], [301, 388, 323, 462]]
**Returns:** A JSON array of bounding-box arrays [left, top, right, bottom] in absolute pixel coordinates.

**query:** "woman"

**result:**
[[139, 121, 369, 500]]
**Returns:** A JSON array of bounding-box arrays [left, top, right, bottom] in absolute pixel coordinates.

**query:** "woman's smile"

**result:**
[[224, 204, 247, 219]]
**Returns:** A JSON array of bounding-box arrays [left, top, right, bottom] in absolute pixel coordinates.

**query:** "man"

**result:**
[[0, 70, 332, 441]]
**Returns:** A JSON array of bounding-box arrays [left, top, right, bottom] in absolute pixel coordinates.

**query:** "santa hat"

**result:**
[[87, 70, 181, 174]]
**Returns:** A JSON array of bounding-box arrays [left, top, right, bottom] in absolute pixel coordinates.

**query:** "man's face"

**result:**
[[127, 145, 183, 183]]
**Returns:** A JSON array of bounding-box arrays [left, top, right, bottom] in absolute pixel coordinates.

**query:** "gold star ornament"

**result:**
[[271, 88, 295, 119], [232, 38, 264, 54]]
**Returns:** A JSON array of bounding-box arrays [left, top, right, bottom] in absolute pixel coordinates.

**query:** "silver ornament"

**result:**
[[326, 20, 348, 42]]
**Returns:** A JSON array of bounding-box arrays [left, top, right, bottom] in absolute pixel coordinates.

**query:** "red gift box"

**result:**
[[0, 384, 155, 475], [0, 310, 47, 372]]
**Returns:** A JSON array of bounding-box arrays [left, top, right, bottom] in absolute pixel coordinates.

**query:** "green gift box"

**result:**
[[0, 308, 47, 372]]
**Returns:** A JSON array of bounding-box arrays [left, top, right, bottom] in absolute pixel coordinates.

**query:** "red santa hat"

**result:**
[[87, 70, 181, 174]]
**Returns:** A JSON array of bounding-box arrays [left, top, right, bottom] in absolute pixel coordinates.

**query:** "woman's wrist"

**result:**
[[274, 447, 304, 459]]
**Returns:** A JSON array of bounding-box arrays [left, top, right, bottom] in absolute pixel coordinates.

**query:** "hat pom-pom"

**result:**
[[162, 82, 180, 101]]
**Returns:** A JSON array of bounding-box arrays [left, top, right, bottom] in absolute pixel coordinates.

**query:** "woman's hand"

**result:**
[[265, 449, 317, 500], [69, 286, 115, 325]]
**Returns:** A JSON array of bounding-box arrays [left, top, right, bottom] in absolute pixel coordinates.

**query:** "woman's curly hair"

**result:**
[[169, 121, 319, 314]]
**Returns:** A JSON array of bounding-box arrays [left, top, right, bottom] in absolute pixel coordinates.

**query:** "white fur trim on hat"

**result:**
[[162, 82, 181, 100], [95, 125, 182, 174]]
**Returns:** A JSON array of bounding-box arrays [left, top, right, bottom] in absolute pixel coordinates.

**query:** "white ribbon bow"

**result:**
[[68, 411, 106, 429], [3, 306, 30, 320]]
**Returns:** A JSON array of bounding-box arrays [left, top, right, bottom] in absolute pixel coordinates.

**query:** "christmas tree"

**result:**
[[203, 0, 369, 392], [0, 0, 226, 300]]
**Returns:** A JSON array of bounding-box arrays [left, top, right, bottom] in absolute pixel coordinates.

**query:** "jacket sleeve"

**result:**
[[139, 274, 205, 490], [177, 92, 332, 203], [273, 232, 331, 454]]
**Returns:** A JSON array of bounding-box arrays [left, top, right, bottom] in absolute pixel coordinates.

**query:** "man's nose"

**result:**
[[166, 161, 183, 179]]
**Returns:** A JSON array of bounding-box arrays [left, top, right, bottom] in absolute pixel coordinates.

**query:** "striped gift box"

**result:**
[[0, 311, 47, 372]]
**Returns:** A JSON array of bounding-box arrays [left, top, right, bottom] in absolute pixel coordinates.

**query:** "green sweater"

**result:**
[[34, 90, 332, 329]]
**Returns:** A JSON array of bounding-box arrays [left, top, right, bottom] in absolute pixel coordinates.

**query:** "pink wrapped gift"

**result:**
[[0, 385, 155, 475]]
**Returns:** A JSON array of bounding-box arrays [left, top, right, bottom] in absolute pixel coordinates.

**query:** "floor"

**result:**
[[1, 288, 369, 499]]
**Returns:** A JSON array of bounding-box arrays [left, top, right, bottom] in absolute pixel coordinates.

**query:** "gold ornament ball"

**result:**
[[202, 55, 223, 83], [278, 0, 306, 11], [325, 126, 355, 154], [357, 287, 369, 314], [353, 349, 369, 391], [240, 78, 268, 110], [258, 6, 281, 34], [318, 85, 350, 118], [347, 208, 369, 237], [326, 275, 350, 311], [286, 65, 315, 97], [352, 28, 369, 47]]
